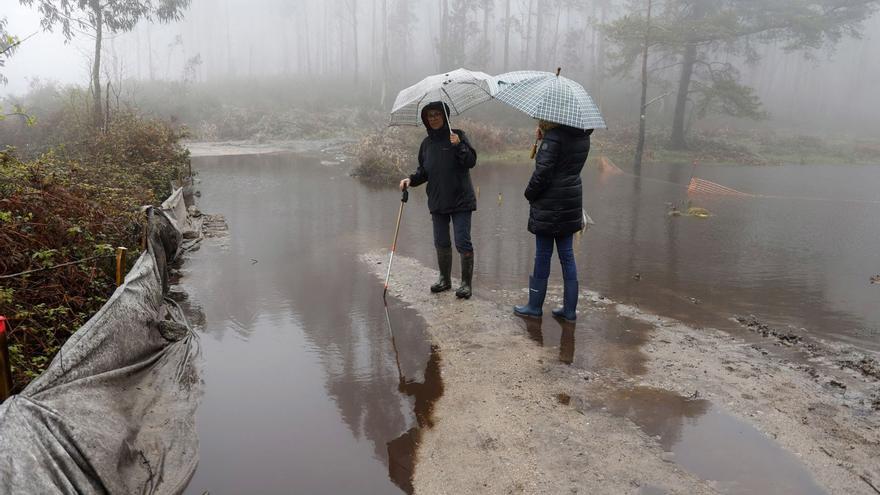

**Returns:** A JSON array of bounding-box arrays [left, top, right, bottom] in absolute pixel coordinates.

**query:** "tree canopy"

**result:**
[[606, 0, 879, 147]]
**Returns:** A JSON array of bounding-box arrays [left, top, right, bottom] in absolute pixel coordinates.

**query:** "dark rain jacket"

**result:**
[[408, 102, 478, 215], [525, 125, 593, 236]]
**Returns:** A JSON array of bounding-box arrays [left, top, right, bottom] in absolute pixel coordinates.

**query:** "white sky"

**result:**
[[2, 3, 96, 96]]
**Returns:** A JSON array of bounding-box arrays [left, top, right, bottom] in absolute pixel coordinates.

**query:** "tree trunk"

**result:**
[[595, 0, 607, 105], [482, 2, 490, 66], [338, 12, 344, 75], [304, 14, 312, 75], [634, 0, 652, 173], [352, 0, 359, 84], [524, 0, 534, 67], [147, 26, 155, 80], [135, 26, 142, 79], [669, 42, 697, 149], [91, 3, 103, 128], [104, 80, 111, 128], [380, 0, 389, 107], [551, 4, 561, 64], [440, 0, 448, 70], [225, 0, 233, 77], [371, 0, 376, 94], [535, 3, 543, 67], [323, 2, 329, 74], [282, 26, 290, 75], [503, 0, 511, 71]]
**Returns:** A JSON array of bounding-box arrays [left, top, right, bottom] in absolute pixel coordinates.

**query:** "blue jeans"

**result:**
[[432, 211, 473, 253], [533, 234, 576, 281]]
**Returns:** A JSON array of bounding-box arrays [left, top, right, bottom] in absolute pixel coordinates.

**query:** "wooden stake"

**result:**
[[115, 247, 128, 286]]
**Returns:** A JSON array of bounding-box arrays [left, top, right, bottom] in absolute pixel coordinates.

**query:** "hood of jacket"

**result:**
[[421, 101, 451, 139]]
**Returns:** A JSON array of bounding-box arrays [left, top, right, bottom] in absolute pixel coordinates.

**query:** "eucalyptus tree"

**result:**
[[19, 0, 192, 128]]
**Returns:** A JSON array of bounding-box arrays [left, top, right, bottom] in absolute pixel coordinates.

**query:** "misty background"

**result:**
[[2, 0, 879, 137]]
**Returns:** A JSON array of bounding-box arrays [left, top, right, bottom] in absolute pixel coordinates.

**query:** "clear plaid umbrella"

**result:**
[[486, 69, 607, 130], [389, 68, 495, 129]]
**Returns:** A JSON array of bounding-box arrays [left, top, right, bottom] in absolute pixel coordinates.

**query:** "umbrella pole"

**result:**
[[441, 100, 454, 136], [383, 187, 409, 299]]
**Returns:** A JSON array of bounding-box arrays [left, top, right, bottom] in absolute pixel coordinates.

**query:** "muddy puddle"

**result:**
[[520, 309, 828, 493], [586, 387, 827, 494], [182, 150, 878, 493], [518, 308, 652, 373]]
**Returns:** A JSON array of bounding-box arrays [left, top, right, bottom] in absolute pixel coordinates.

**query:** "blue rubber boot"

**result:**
[[552, 279, 578, 322], [514, 276, 547, 318]]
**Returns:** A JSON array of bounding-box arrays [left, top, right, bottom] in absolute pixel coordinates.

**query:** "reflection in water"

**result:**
[[519, 311, 652, 375], [592, 387, 710, 450], [590, 387, 827, 495], [185, 154, 440, 494], [559, 323, 575, 365], [519, 317, 576, 365], [386, 344, 443, 494]]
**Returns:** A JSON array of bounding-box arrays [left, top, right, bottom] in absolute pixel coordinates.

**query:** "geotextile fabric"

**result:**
[[0, 189, 201, 494]]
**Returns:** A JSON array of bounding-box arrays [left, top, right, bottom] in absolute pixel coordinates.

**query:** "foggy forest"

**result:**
[[2, 1, 880, 494]]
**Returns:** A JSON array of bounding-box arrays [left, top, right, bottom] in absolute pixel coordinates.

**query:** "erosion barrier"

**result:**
[[0, 186, 202, 494]]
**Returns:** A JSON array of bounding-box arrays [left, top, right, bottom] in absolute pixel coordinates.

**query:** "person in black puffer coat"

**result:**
[[399, 101, 478, 299], [514, 120, 593, 321]]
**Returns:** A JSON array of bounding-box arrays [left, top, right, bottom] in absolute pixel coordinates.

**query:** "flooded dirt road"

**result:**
[[181, 152, 438, 494], [181, 149, 879, 493]]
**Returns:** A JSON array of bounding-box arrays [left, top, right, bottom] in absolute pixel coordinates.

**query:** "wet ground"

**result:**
[[587, 388, 827, 494], [181, 150, 879, 493]]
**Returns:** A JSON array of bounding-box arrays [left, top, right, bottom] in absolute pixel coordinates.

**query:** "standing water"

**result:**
[[181, 153, 438, 494], [182, 150, 879, 492]]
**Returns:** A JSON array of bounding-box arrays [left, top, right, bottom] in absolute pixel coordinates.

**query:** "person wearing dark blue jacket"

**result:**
[[399, 101, 478, 299], [514, 120, 592, 321]]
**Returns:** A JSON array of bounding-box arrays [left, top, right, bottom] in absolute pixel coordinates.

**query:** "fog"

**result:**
[[2, 0, 879, 135]]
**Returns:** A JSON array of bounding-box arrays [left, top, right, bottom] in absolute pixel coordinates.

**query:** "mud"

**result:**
[[185, 138, 353, 158], [364, 251, 880, 494]]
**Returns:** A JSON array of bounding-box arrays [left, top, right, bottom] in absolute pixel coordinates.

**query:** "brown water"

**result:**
[[181, 153, 438, 494], [588, 388, 827, 495], [470, 160, 880, 352], [182, 151, 878, 493]]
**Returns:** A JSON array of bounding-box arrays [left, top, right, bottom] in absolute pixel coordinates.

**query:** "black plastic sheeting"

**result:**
[[0, 190, 201, 494]]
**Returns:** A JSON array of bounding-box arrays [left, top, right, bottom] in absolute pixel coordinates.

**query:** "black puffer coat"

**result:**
[[525, 125, 592, 236], [408, 102, 478, 214]]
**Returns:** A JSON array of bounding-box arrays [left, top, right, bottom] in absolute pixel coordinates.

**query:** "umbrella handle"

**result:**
[[401, 187, 409, 203], [530, 138, 540, 159]]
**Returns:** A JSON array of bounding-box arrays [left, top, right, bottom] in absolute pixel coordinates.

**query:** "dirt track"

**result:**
[[364, 251, 880, 495]]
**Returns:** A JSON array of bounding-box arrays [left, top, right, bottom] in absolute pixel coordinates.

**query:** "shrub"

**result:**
[[351, 126, 422, 185], [0, 112, 188, 390]]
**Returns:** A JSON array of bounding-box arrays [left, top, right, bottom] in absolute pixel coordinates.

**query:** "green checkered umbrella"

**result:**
[[486, 70, 606, 130], [390, 68, 495, 127]]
